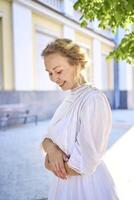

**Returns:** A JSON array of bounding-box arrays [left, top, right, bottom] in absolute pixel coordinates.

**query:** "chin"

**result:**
[[60, 85, 70, 91], [60, 87, 68, 91], [58, 82, 72, 91]]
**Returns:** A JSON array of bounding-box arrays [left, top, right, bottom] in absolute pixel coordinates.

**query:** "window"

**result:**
[[0, 17, 3, 90], [37, 0, 63, 11], [101, 53, 113, 90], [77, 43, 92, 83], [35, 31, 58, 90]]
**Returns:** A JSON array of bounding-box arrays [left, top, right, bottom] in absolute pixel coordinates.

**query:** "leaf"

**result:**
[[73, 0, 134, 63], [73, 1, 80, 11], [81, 20, 88, 27]]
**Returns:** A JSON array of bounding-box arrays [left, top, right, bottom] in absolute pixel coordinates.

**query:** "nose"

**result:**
[[52, 74, 60, 84], [55, 78, 60, 84]]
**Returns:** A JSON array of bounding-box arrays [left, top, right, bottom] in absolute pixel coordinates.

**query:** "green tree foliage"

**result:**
[[74, 0, 134, 64]]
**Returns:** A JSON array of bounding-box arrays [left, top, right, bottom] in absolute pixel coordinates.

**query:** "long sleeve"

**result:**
[[67, 92, 112, 176]]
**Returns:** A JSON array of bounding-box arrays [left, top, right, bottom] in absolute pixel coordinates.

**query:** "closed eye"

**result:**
[[49, 72, 52, 76], [56, 71, 62, 74]]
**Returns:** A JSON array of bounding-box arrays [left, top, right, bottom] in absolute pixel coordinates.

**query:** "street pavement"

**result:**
[[0, 109, 134, 200]]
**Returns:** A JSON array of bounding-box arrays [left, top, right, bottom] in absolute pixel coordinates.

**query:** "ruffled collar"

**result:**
[[50, 82, 96, 125], [70, 82, 93, 94]]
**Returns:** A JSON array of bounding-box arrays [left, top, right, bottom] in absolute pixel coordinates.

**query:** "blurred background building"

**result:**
[[0, 0, 134, 121]]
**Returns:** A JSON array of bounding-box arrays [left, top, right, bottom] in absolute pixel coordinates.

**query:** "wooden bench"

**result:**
[[0, 104, 38, 130]]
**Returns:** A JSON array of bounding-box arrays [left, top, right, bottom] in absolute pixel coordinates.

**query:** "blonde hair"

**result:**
[[41, 38, 88, 69]]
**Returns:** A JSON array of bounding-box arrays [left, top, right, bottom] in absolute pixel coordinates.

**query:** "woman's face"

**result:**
[[44, 53, 81, 91]]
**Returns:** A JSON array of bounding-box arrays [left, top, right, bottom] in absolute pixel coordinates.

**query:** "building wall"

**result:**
[[1, 0, 133, 119], [115, 29, 134, 109], [0, 0, 14, 90], [0, 17, 3, 89], [0, 90, 65, 120]]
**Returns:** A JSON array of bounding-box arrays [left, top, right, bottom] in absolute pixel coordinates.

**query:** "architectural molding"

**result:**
[[35, 25, 59, 38], [16, 0, 115, 47], [77, 41, 91, 50]]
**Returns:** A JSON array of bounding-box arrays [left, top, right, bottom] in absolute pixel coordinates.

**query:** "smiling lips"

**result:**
[[59, 81, 65, 87]]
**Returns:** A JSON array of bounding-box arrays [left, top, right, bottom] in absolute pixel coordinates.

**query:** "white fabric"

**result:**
[[44, 84, 119, 200]]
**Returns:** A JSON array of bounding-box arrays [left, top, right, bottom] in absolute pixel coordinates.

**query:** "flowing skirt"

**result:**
[[48, 161, 119, 200]]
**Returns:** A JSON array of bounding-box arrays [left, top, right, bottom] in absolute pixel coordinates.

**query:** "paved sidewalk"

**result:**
[[108, 109, 134, 148], [0, 121, 50, 200], [104, 110, 134, 200], [0, 109, 134, 200]]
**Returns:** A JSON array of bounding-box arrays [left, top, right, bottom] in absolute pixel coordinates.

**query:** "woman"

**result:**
[[41, 38, 119, 200]]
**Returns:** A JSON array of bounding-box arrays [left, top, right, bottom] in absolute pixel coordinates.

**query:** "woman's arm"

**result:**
[[45, 153, 80, 177], [42, 138, 68, 179], [41, 138, 57, 155], [42, 138, 80, 177]]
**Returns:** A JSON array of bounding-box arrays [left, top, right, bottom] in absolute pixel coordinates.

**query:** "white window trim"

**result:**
[[35, 30, 59, 90], [35, 25, 59, 38], [76, 41, 91, 50], [77, 41, 92, 65]]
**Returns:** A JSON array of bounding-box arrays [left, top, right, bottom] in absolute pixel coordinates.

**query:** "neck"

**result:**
[[79, 74, 86, 85], [72, 75, 87, 90]]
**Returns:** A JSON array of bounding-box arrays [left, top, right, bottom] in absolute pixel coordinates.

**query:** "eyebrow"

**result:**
[[45, 66, 60, 72]]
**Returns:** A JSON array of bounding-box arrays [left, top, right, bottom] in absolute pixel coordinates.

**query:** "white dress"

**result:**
[[44, 84, 119, 200]]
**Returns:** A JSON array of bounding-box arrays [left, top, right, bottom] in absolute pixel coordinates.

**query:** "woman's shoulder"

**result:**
[[80, 85, 110, 109], [83, 84, 106, 100]]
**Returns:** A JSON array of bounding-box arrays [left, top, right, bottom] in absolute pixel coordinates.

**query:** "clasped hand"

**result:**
[[45, 146, 69, 179]]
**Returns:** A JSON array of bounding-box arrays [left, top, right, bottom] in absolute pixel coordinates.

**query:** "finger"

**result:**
[[45, 156, 53, 171], [52, 166, 66, 179], [45, 159, 51, 170], [53, 171, 58, 176], [50, 163, 61, 176], [45, 162, 49, 170], [44, 158, 47, 167], [53, 170, 65, 179], [63, 154, 69, 162], [58, 154, 67, 176], [54, 163, 67, 179], [55, 164, 65, 178], [56, 162, 67, 179], [59, 161, 67, 176]]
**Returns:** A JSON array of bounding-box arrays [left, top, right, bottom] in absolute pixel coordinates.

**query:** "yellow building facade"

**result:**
[[0, 0, 14, 90], [0, 0, 114, 88]]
